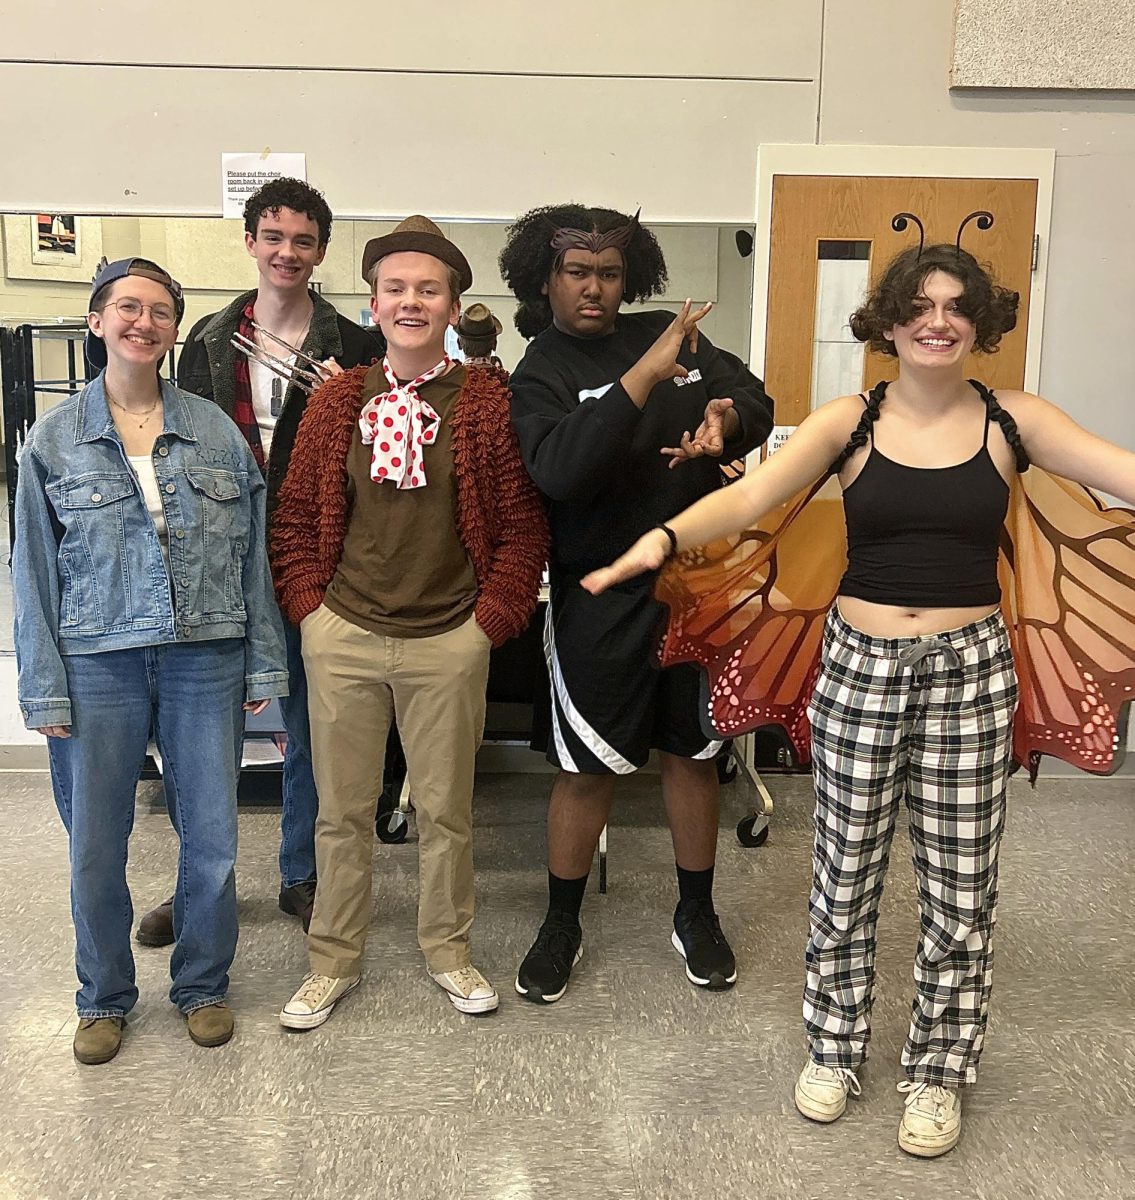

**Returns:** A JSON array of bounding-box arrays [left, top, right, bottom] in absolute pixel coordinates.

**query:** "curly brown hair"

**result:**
[[849, 244, 1019, 356], [243, 177, 333, 246]]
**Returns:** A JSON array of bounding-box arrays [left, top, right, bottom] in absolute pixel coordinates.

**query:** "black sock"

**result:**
[[547, 871, 588, 920], [676, 863, 715, 906]]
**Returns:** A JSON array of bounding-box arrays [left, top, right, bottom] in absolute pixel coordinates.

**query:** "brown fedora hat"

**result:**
[[457, 303, 502, 339], [360, 215, 473, 293]]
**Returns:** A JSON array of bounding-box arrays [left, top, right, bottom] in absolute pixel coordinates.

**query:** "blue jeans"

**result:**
[[161, 615, 317, 887], [48, 640, 243, 1017], [277, 618, 318, 888]]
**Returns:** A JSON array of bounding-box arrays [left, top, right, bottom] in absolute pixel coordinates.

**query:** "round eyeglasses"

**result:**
[[106, 297, 177, 328]]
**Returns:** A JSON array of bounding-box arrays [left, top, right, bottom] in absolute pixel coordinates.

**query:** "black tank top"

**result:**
[[838, 398, 1010, 607]]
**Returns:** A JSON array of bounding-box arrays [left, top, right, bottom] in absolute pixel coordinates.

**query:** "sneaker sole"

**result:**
[[898, 1127, 960, 1158], [670, 930, 738, 990], [514, 944, 584, 1004], [278, 977, 360, 1031], [793, 1084, 846, 1123], [442, 992, 500, 1016]]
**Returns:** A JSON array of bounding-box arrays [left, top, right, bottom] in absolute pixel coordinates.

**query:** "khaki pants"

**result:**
[[301, 604, 490, 976]]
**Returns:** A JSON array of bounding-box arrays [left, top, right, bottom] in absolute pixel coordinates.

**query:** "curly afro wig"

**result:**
[[850, 243, 1019, 356], [499, 204, 668, 339]]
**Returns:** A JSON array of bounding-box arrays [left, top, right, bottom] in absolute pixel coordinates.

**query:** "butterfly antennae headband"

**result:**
[[889, 210, 996, 258], [890, 212, 926, 257]]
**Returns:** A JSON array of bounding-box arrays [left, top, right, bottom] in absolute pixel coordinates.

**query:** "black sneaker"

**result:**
[[279, 880, 317, 933], [672, 899, 737, 990], [515, 910, 583, 1004]]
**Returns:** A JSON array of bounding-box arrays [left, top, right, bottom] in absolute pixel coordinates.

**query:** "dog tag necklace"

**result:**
[[259, 310, 312, 418]]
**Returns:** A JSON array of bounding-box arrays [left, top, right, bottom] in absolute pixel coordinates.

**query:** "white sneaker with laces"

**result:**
[[279, 972, 361, 1030], [794, 1060, 862, 1122], [897, 1081, 962, 1157], [429, 964, 500, 1015]]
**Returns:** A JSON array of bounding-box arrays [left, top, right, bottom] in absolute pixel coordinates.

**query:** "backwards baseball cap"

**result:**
[[85, 256, 185, 373]]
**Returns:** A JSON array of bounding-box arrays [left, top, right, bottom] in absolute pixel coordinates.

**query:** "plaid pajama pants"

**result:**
[[803, 607, 1018, 1087]]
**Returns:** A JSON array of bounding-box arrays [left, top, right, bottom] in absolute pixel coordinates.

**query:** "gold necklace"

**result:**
[[107, 388, 161, 430]]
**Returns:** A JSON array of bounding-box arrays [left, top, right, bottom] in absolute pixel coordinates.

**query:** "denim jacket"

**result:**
[[13, 375, 289, 729]]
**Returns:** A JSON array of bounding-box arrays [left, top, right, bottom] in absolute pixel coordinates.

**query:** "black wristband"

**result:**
[[656, 523, 679, 558]]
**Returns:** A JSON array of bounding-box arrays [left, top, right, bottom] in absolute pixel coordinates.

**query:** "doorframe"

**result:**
[[750, 144, 1056, 393]]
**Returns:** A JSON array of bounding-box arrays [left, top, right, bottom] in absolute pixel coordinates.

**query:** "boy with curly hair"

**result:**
[[134, 179, 383, 946]]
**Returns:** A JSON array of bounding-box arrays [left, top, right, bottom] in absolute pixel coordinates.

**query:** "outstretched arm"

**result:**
[[581, 395, 859, 593], [1000, 391, 1135, 506]]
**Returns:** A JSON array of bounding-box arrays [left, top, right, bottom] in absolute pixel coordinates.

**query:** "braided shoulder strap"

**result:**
[[969, 379, 1030, 472], [829, 380, 887, 474]]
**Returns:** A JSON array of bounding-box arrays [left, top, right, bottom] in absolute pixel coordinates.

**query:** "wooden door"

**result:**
[[765, 176, 1039, 425]]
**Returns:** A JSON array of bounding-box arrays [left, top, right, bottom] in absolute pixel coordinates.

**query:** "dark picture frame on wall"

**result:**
[[31, 214, 80, 265]]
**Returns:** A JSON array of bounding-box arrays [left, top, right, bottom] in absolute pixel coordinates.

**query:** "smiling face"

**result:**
[[244, 205, 327, 294], [87, 276, 179, 369], [887, 269, 977, 369], [370, 251, 460, 361], [543, 247, 625, 338]]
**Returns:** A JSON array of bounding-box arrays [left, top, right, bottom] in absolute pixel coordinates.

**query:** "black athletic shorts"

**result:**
[[543, 578, 722, 774]]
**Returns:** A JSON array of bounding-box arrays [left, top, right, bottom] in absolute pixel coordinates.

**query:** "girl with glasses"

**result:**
[[12, 257, 288, 1064]]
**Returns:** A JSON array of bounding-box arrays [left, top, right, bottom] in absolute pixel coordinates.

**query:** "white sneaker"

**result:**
[[279, 972, 361, 1030], [794, 1060, 862, 1123], [897, 1081, 962, 1157], [429, 964, 500, 1015]]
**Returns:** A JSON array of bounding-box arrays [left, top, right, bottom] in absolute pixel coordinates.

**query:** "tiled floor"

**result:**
[[1, 767, 1133, 1200]]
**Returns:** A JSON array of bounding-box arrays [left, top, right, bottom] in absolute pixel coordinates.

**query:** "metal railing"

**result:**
[[0, 321, 176, 549]]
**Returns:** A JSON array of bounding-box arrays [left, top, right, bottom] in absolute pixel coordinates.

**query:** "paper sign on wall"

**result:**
[[221, 153, 307, 219], [763, 425, 797, 460]]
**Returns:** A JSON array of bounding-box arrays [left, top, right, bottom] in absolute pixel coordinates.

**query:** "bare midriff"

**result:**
[[836, 595, 999, 639]]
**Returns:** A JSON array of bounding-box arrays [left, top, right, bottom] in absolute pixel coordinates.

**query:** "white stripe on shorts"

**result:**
[[691, 738, 725, 760], [544, 602, 636, 775]]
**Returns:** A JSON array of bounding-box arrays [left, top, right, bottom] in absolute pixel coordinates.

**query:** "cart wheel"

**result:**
[[736, 814, 770, 848], [377, 809, 409, 844], [716, 757, 739, 785]]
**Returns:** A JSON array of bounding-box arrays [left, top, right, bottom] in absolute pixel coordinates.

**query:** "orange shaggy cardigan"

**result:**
[[270, 365, 548, 646]]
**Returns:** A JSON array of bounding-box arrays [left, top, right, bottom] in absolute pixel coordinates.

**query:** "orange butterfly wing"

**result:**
[[658, 465, 1134, 778], [656, 475, 847, 765], [1002, 469, 1135, 777]]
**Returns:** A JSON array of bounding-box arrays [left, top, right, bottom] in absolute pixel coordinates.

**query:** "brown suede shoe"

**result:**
[[186, 1002, 234, 1047], [73, 1016, 125, 1065], [136, 895, 175, 948]]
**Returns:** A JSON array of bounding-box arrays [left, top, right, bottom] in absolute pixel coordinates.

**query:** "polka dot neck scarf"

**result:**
[[358, 355, 451, 489]]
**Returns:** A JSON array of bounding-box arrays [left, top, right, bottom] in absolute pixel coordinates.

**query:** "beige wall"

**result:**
[[0, 0, 1132, 446], [0, 0, 821, 221]]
